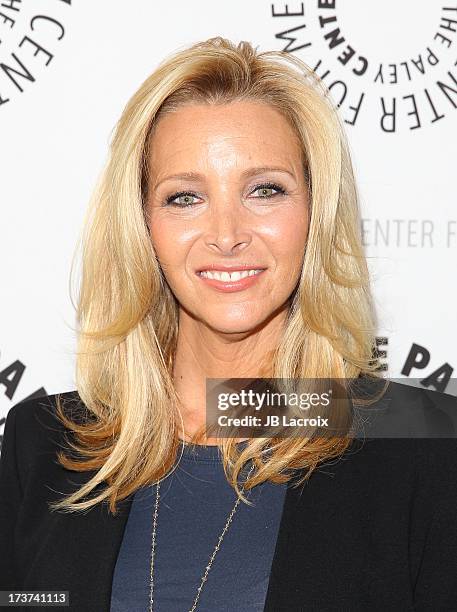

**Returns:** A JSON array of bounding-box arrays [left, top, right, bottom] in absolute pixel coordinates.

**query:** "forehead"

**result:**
[[148, 100, 303, 165]]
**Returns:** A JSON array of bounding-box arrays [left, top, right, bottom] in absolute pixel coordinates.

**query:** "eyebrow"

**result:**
[[152, 166, 296, 190]]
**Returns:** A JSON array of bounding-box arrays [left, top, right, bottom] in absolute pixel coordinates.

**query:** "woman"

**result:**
[[1, 36, 456, 612]]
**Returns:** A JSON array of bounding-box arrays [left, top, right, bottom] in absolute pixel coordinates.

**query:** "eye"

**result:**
[[162, 182, 287, 208], [250, 182, 287, 199], [163, 191, 201, 208]]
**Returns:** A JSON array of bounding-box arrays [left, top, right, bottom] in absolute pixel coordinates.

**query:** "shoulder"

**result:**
[[384, 379, 457, 412], [342, 378, 457, 474], [7, 390, 84, 432], [315, 378, 457, 492], [0, 391, 95, 518], [4, 391, 87, 469], [352, 378, 457, 438]]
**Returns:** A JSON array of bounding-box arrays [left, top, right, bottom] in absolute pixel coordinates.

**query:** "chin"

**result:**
[[202, 310, 270, 335]]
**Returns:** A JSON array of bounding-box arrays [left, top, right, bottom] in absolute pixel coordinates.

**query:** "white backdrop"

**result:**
[[1, 0, 457, 445]]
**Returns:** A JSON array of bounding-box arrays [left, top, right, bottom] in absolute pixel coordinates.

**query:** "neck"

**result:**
[[172, 307, 286, 444]]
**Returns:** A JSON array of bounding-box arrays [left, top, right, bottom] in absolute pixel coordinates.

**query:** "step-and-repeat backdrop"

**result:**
[[1, 1, 456, 447]]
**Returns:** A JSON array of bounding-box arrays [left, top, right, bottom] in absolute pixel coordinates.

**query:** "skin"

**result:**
[[145, 100, 309, 444]]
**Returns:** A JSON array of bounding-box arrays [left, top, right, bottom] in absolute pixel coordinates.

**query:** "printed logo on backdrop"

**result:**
[[0, 0, 72, 107], [361, 217, 456, 248], [373, 337, 454, 394], [402, 341, 455, 393], [271, 1, 457, 132]]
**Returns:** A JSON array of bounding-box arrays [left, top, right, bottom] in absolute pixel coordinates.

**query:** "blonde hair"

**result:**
[[50, 36, 384, 516]]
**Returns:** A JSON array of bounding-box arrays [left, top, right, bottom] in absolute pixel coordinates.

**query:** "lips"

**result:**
[[196, 267, 266, 292], [195, 263, 267, 273], [199, 269, 263, 281]]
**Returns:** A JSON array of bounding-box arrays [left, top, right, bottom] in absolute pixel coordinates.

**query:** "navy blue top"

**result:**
[[110, 440, 287, 611]]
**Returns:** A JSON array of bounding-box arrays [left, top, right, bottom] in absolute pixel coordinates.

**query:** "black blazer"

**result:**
[[1, 386, 457, 612]]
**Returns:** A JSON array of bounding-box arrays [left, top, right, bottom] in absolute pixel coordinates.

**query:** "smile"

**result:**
[[198, 269, 263, 281], [196, 268, 267, 293]]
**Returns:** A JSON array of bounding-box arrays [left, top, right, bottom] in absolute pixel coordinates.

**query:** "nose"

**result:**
[[204, 201, 252, 255]]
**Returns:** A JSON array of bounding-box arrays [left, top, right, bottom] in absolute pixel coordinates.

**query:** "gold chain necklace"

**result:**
[[148, 457, 255, 612]]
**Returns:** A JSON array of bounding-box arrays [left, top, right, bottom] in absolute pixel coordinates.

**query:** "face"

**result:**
[[145, 100, 309, 334]]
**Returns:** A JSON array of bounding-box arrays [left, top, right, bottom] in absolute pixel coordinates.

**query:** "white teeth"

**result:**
[[199, 269, 263, 281]]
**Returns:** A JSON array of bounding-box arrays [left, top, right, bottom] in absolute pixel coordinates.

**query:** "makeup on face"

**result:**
[[146, 100, 309, 333]]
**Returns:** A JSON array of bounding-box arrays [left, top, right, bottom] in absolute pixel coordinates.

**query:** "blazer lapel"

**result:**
[[263, 478, 303, 611]]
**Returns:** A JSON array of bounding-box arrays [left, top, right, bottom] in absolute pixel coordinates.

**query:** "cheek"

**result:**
[[149, 218, 202, 301], [260, 211, 308, 262], [149, 217, 197, 267]]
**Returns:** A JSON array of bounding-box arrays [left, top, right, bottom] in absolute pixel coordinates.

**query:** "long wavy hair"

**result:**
[[49, 36, 385, 516]]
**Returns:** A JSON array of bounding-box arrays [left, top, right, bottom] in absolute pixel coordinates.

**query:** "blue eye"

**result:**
[[163, 182, 286, 208]]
